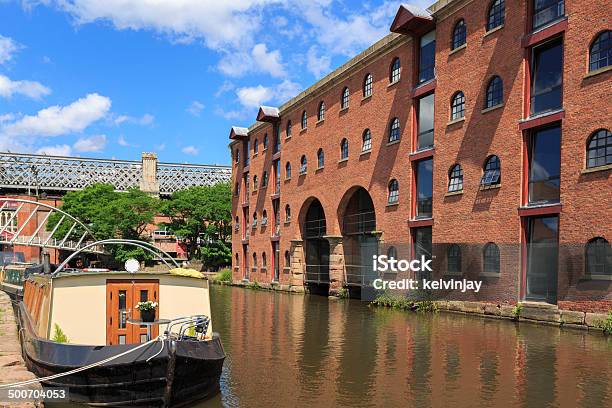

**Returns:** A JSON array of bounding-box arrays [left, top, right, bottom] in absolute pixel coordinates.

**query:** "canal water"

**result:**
[[199, 285, 612, 408]]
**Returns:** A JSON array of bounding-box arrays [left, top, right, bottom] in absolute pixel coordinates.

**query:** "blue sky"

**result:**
[[0, 0, 428, 165]]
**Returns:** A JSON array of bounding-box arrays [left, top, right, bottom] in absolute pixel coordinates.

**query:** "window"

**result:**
[[416, 159, 433, 218], [451, 91, 465, 120], [529, 126, 560, 204], [285, 162, 292, 178], [285, 250, 290, 268], [300, 155, 307, 174], [318, 101, 326, 122], [390, 57, 401, 83], [417, 94, 435, 150], [587, 129, 612, 168], [586, 238, 611, 276], [235, 253, 239, 267], [234, 182, 240, 197], [235, 216, 239, 231], [589, 31, 612, 72], [261, 171, 268, 187], [262, 252, 267, 269], [254, 139, 259, 154], [419, 30, 436, 83], [262, 210, 268, 226], [252, 253, 258, 269], [317, 149, 325, 168], [387, 246, 398, 259], [286, 121, 292, 138], [253, 175, 258, 190], [481, 155, 501, 186], [341, 87, 350, 109], [533, 0, 564, 30], [363, 73, 373, 97], [285, 204, 291, 222], [273, 123, 281, 153], [388, 179, 399, 204], [235, 149, 240, 163], [245, 140, 250, 166], [340, 139, 349, 160], [485, 76, 503, 108], [362, 129, 372, 152], [530, 38, 563, 115], [263, 134, 268, 150], [483, 243, 500, 274], [252, 212, 258, 228], [301, 111, 307, 129], [452, 19, 466, 50], [448, 164, 463, 192], [487, 0, 505, 31], [447, 244, 462, 274], [389, 118, 400, 143]]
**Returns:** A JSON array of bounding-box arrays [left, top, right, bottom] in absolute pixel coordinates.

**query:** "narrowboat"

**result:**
[[0, 254, 41, 298], [16, 254, 225, 407]]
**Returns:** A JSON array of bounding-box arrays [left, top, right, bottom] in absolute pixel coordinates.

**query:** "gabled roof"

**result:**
[[256, 106, 280, 123], [390, 4, 435, 36], [229, 126, 249, 140]]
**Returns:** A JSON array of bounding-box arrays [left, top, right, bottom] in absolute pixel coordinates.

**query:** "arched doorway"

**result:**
[[302, 199, 330, 294]]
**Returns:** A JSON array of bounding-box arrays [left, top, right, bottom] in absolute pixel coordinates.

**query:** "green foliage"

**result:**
[[199, 240, 231, 269], [415, 300, 438, 313], [594, 311, 612, 335], [52, 324, 69, 343], [336, 287, 349, 299], [211, 269, 232, 283], [512, 304, 523, 319], [248, 279, 262, 290], [371, 292, 413, 310]]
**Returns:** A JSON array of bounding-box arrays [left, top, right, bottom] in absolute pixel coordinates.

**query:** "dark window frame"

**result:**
[[487, 0, 505, 31], [452, 19, 467, 50], [481, 155, 501, 186], [585, 237, 611, 276], [451, 91, 465, 120], [317, 149, 325, 169], [448, 164, 463, 192], [447, 244, 462, 274], [340, 139, 349, 160], [389, 118, 401, 143], [390, 57, 401, 83], [485, 76, 504, 108], [300, 156, 307, 174], [362, 129, 372, 152], [341, 87, 350, 109], [532, 0, 565, 31], [285, 162, 292, 179], [530, 38, 563, 116], [483, 242, 500, 274], [586, 129, 612, 168], [301, 111, 307, 130], [317, 101, 326, 122], [363, 73, 373, 97], [388, 179, 399, 204], [589, 30, 612, 72], [286, 121, 292, 138]]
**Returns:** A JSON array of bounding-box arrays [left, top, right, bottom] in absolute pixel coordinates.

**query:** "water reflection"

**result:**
[[199, 286, 612, 408]]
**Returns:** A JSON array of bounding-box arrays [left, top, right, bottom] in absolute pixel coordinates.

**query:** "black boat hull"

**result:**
[[17, 302, 225, 407]]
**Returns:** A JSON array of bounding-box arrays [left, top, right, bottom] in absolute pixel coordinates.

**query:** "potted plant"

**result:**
[[136, 301, 158, 322]]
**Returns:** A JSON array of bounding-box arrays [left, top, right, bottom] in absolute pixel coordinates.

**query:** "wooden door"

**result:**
[[106, 280, 159, 345]]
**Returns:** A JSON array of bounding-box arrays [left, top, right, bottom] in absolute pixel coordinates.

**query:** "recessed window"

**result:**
[[318, 101, 326, 121], [341, 87, 350, 109], [419, 30, 436, 83], [261, 171, 268, 187], [485, 76, 503, 108], [245, 140, 250, 166], [390, 57, 401, 83], [533, 0, 564, 31], [586, 237, 611, 276], [285, 205, 291, 222], [301, 111, 307, 129], [234, 182, 240, 197], [252, 212, 258, 228], [285, 162, 292, 178], [300, 155, 307, 174], [388, 179, 399, 204], [262, 210, 268, 225], [286, 120, 292, 138], [253, 175, 258, 190], [416, 159, 433, 218], [263, 134, 268, 149], [448, 164, 463, 192], [253, 139, 259, 154], [483, 242, 500, 274], [273, 124, 280, 153], [417, 93, 435, 150], [363, 73, 373, 97], [234, 216, 239, 231], [452, 19, 467, 50], [387, 246, 398, 259], [235, 253, 240, 266], [317, 149, 324, 168], [262, 252, 267, 269], [340, 139, 349, 160], [529, 126, 560, 204], [481, 155, 501, 186], [284, 250, 290, 268], [253, 253, 258, 267], [451, 91, 465, 120], [530, 38, 563, 115], [447, 244, 462, 274], [589, 31, 611, 72], [235, 149, 240, 163], [487, 0, 505, 31], [389, 118, 400, 143], [362, 129, 372, 152], [586, 129, 612, 168]]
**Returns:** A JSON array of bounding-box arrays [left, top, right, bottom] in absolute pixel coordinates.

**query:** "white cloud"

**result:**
[[214, 107, 247, 121], [0, 35, 20, 65], [236, 85, 274, 109], [182, 145, 199, 155], [214, 81, 235, 98], [251, 43, 286, 78], [0, 113, 16, 123], [35, 144, 72, 156], [114, 113, 154, 126], [186, 100, 205, 117], [73, 134, 107, 152], [0, 93, 111, 138], [117, 135, 131, 147], [274, 79, 301, 101], [218, 43, 286, 78], [306, 45, 331, 78], [0, 75, 51, 100]]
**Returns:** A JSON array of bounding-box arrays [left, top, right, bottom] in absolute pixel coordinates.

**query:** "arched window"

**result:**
[[252, 253, 258, 269], [448, 164, 463, 192], [235, 253, 239, 267], [285, 204, 291, 222], [234, 182, 240, 197], [590, 31, 611, 72], [261, 171, 268, 187], [234, 216, 239, 231], [485, 76, 503, 108], [301, 111, 307, 129], [451, 91, 465, 120], [263, 134, 269, 149], [363, 73, 373, 97], [481, 155, 501, 186], [587, 129, 612, 168], [362, 129, 372, 152], [390, 57, 401, 83], [253, 139, 259, 154], [262, 210, 268, 225], [286, 120, 292, 138], [300, 155, 307, 174], [452, 19, 467, 50], [284, 250, 290, 268], [341, 87, 350, 109], [387, 246, 398, 259], [317, 101, 325, 121], [388, 179, 399, 204], [340, 139, 349, 160], [262, 252, 267, 269], [317, 148, 325, 168], [285, 162, 292, 179], [253, 175, 258, 190], [389, 117, 400, 143], [586, 237, 611, 276], [487, 0, 505, 31], [447, 244, 462, 274], [252, 212, 258, 228], [235, 149, 240, 163], [483, 242, 500, 274]]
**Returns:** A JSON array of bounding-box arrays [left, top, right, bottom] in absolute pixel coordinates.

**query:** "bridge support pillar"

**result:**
[[289, 239, 305, 292], [140, 152, 160, 196], [324, 235, 345, 296]]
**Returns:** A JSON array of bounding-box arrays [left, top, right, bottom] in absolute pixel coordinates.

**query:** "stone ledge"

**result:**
[[520, 306, 561, 322], [560, 310, 585, 325]]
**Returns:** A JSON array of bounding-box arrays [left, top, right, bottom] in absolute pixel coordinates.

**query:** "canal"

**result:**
[[199, 285, 612, 408]]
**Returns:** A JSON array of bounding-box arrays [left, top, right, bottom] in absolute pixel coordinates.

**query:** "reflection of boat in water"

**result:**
[[10, 239, 225, 407]]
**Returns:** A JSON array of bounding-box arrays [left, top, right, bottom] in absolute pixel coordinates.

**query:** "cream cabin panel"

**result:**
[[159, 276, 213, 336]]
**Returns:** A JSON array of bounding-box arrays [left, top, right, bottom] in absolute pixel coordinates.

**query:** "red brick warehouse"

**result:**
[[229, 0, 611, 311]]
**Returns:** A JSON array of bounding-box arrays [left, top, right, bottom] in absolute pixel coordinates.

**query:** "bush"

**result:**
[[211, 269, 232, 283], [248, 280, 262, 290], [337, 287, 349, 299], [415, 300, 438, 313], [371, 292, 413, 310], [512, 304, 523, 320], [52, 324, 69, 343], [595, 311, 612, 335]]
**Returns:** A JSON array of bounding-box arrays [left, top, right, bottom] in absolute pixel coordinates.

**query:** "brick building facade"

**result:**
[[230, 0, 611, 311]]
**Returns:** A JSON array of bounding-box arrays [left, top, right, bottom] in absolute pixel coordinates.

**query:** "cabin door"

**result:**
[[106, 280, 160, 345]]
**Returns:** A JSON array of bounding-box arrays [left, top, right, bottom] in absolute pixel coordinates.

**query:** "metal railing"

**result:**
[[304, 264, 330, 284], [342, 211, 376, 235]]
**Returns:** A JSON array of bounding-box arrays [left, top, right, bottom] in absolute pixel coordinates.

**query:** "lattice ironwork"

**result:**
[[157, 163, 231, 195]]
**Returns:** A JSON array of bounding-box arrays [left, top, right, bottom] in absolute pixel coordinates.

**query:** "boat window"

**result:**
[[119, 290, 127, 329], [140, 290, 148, 302], [119, 335, 126, 345]]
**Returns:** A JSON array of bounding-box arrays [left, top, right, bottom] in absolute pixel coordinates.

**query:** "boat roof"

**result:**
[[30, 268, 208, 282]]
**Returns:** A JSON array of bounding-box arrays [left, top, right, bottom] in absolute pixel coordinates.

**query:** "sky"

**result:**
[[0, 0, 429, 166]]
